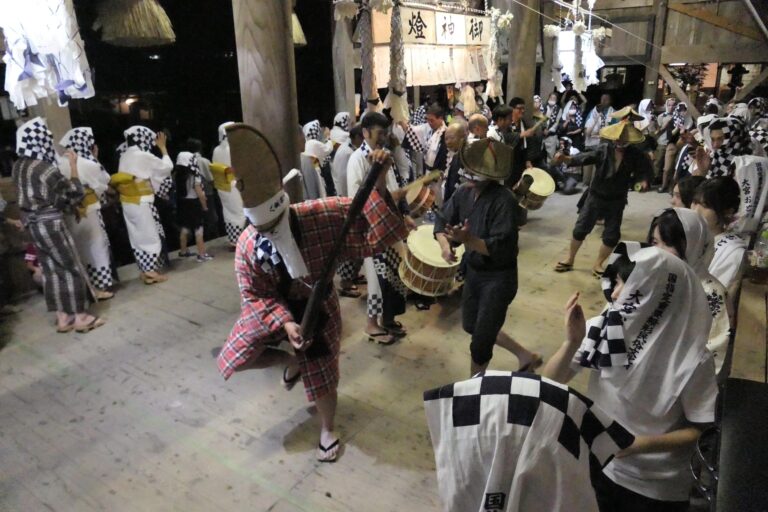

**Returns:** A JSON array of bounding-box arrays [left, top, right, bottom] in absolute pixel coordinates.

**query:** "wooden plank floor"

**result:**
[[0, 191, 671, 511]]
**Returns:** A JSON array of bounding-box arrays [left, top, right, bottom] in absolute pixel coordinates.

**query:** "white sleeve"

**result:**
[[346, 152, 367, 197], [680, 354, 718, 424]]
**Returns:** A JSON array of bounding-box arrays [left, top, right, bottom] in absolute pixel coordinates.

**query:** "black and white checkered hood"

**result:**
[[16, 117, 56, 164], [424, 371, 634, 512], [411, 104, 427, 125], [333, 112, 351, 131], [115, 142, 127, 158], [699, 116, 751, 178], [60, 127, 97, 163], [124, 125, 156, 153], [302, 120, 322, 141]]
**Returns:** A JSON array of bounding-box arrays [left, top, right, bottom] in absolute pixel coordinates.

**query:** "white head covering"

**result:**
[[577, 245, 711, 417], [124, 125, 156, 153], [730, 103, 750, 123], [330, 126, 350, 145], [302, 139, 333, 161], [218, 121, 235, 143], [175, 151, 198, 170], [302, 120, 323, 141], [60, 127, 97, 163], [634, 99, 653, 131], [667, 208, 714, 277], [16, 117, 56, 164], [333, 112, 351, 131]]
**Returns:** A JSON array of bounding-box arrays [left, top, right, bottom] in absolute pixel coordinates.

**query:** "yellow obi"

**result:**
[[210, 162, 235, 192], [109, 172, 154, 204], [76, 187, 100, 217]]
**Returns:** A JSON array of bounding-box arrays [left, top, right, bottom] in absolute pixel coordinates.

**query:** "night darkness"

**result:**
[[0, 0, 336, 172]]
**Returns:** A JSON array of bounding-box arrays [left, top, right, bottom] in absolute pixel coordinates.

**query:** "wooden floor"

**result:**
[[0, 190, 672, 512]]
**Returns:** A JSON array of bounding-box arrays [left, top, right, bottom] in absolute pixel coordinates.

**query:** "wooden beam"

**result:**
[[733, 66, 768, 103], [643, 0, 668, 99], [668, 2, 763, 41], [740, 0, 768, 43], [658, 65, 701, 118], [661, 42, 768, 64]]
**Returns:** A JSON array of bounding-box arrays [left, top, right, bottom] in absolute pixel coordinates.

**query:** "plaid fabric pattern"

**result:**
[[334, 112, 351, 131], [423, 372, 634, 468], [16, 117, 56, 164], [124, 126, 156, 152], [60, 127, 98, 163], [218, 191, 408, 402], [303, 120, 322, 141]]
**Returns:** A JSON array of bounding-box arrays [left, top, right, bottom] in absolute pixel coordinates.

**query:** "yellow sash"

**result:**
[[210, 162, 235, 192], [109, 172, 154, 204], [76, 187, 100, 217]]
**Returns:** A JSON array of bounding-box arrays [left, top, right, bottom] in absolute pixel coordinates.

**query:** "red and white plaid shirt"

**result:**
[[217, 190, 407, 402]]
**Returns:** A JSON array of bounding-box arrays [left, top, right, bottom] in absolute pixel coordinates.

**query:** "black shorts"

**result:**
[[572, 194, 626, 247], [177, 198, 204, 231], [462, 267, 517, 366]]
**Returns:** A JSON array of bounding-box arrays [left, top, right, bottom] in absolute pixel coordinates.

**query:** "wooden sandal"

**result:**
[[554, 262, 574, 273], [367, 331, 397, 346], [74, 317, 106, 333]]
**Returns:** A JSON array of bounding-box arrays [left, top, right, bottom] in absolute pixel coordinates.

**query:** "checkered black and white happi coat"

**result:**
[[424, 371, 634, 512]]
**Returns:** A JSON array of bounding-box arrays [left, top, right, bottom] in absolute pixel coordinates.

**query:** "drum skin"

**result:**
[[399, 225, 465, 296], [405, 185, 435, 218]]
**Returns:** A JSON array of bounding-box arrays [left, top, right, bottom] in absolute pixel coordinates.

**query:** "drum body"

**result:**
[[405, 185, 435, 218], [399, 225, 465, 297], [520, 167, 556, 210]]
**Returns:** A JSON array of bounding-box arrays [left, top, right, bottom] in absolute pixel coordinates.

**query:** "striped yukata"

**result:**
[[14, 157, 91, 314]]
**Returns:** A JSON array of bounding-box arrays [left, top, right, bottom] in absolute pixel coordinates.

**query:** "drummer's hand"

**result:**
[[445, 219, 471, 244], [441, 245, 457, 264], [525, 160, 533, 169], [404, 215, 417, 232]]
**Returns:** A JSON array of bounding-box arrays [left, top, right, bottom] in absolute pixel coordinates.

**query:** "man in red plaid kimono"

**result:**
[[217, 126, 407, 462]]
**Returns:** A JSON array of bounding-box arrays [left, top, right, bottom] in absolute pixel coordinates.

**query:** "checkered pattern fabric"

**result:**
[[133, 248, 160, 273], [751, 126, 768, 155], [579, 309, 629, 369], [411, 104, 427, 125], [225, 221, 244, 245], [404, 124, 426, 155], [303, 120, 322, 141], [703, 117, 751, 178], [337, 258, 362, 281], [373, 246, 408, 297], [254, 236, 284, 273], [217, 191, 408, 402], [87, 263, 113, 290], [333, 112, 351, 131], [60, 127, 98, 163], [16, 117, 56, 164], [424, 371, 634, 467], [155, 176, 173, 201], [115, 142, 127, 158], [149, 202, 165, 239], [124, 126, 156, 153], [367, 294, 384, 317]]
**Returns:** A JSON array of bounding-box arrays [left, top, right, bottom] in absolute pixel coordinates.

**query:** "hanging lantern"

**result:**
[[93, 0, 176, 47]]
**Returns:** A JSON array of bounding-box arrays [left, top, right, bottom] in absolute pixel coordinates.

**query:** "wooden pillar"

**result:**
[[538, 1, 555, 99], [231, 0, 299, 172], [643, 0, 668, 101], [505, 0, 540, 104], [332, 17, 356, 116]]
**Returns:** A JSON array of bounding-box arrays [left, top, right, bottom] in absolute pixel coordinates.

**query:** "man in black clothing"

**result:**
[[553, 107, 652, 276], [435, 139, 541, 376]]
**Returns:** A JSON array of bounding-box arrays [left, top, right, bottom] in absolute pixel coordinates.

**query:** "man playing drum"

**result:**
[[434, 139, 542, 377]]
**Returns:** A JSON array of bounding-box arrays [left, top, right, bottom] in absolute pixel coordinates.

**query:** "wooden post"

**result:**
[[231, 0, 299, 172], [538, 1, 554, 99], [658, 65, 701, 118], [332, 17, 356, 116], [505, 0, 540, 105], [643, 0, 668, 101]]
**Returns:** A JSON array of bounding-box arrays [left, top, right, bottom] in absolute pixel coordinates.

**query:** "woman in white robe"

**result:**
[[211, 121, 246, 247], [115, 125, 172, 284], [58, 127, 115, 298]]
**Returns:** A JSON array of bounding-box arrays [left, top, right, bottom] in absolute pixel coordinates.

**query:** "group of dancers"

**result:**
[[8, 89, 768, 510]]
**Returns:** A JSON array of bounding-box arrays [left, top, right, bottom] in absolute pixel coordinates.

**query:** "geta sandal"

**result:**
[[554, 262, 574, 273], [367, 331, 397, 346], [74, 317, 106, 333]]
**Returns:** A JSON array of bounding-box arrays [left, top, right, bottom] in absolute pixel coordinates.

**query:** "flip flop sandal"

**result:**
[[317, 439, 340, 463], [56, 322, 75, 333], [339, 288, 362, 298], [592, 269, 604, 279], [367, 331, 397, 346], [74, 317, 106, 333], [554, 262, 574, 273], [519, 354, 544, 373], [281, 366, 301, 391], [383, 321, 407, 337], [95, 290, 115, 300]]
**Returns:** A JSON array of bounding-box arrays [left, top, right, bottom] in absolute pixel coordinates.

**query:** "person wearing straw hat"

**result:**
[[435, 139, 542, 377], [553, 107, 653, 278], [217, 123, 408, 463]]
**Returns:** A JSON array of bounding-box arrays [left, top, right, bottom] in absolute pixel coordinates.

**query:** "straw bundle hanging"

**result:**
[[292, 11, 307, 47], [93, 0, 175, 47], [386, 2, 409, 123], [359, 2, 381, 111]]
